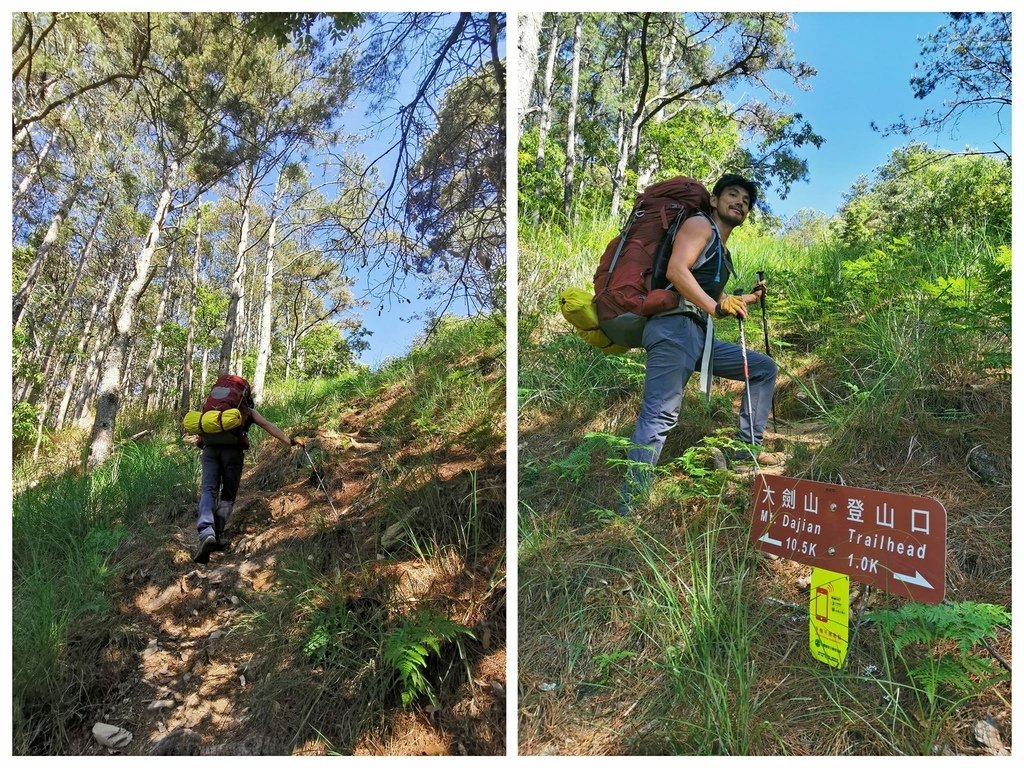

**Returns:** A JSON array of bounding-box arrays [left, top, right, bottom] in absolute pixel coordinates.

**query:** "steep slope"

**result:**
[[19, 318, 506, 756]]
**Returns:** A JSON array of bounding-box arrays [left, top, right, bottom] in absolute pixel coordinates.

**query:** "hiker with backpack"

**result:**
[[593, 174, 782, 516], [183, 374, 301, 563]]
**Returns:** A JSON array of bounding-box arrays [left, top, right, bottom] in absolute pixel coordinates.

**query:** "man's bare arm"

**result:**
[[250, 408, 293, 446]]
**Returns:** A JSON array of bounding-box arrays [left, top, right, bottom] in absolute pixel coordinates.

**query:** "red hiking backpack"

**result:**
[[199, 374, 254, 448], [593, 176, 712, 345]]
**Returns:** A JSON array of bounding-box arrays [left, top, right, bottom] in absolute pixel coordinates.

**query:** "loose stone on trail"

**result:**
[[92, 722, 133, 749]]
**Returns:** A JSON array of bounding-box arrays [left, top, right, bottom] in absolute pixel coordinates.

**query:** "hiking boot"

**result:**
[[717, 447, 787, 468], [193, 534, 217, 564], [211, 532, 230, 552], [754, 451, 786, 467]]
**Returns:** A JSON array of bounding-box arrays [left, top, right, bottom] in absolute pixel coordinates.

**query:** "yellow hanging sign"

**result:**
[[809, 567, 850, 669]]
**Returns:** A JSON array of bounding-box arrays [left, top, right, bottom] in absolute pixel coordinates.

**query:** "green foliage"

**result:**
[[243, 12, 364, 48], [661, 435, 737, 502], [836, 145, 1011, 249], [518, 127, 569, 227], [640, 105, 742, 183], [867, 601, 1010, 739], [881, 12, 1010, 137], [12, 402, 39, 445], [520, 13, 818, 223], [302, 602, 356, 666], [12, 326, 43, 396], [195, 285, 230, 345], [298, 323, 357, 379], [382, 610, 474, 708], [593, 650, 637, 679], [519, 335, 644, 419], [406, 64, 505, 310], [545, 431, 628, 483], [867, 601, 1009, 660], [369, 315, 503, 451]]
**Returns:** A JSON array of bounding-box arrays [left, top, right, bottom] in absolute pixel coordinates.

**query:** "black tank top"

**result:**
[[690, 212, 734, 298]]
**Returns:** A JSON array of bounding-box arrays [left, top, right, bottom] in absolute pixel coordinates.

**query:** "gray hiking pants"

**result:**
[[197, 445, 244, 539], [620, 312, 777, 513]]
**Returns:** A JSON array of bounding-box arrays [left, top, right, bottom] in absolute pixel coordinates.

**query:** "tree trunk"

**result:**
[[75, 343, 106, 427], [54, 291, 104, 431], [30, 193, 109, 401], [611, 17, 657, 217], [13, 174, 86, 328], [86, 158, 178, 470], [517, 13, 543, 127], [200, 347, 210, 395], [219, 171, 253, 375], [141, 241, 176, 411], [180, 205, 202, 412], [32, 400, 51, 461], [72, 271, 122, 428], [610, 26, 634, 218], [562, 14, 582, 219], [534, 16, 561, 223], [290, 297, 309, 377], [635, 30, 676, 190], [120, 343, 136, 393], [252, 176, 284, 402], [14, 127, 102, 327]]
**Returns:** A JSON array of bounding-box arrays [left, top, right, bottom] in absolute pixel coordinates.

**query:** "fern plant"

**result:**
[[302, 602, 355, 666], [866, 601, 1010, 751], [382, 610, 474, 708]]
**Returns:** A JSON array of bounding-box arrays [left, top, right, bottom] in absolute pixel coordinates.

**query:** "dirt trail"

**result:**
[[73, 425, 506, 756], [69, 437, 361, 755]]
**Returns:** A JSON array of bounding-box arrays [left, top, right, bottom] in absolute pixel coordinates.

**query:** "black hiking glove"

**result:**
[[715, 294, 746, 319]]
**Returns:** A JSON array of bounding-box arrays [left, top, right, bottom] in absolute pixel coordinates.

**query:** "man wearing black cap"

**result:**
[[619, 173, 781, 516]]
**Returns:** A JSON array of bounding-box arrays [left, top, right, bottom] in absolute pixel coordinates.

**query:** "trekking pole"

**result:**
[[756, 270, 779, 432], [301, 444, 340, 517], [738, 317, 757, 461]]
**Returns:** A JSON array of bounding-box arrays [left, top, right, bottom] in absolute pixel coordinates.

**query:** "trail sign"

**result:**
[[809, 567, 849, 669], [750, 474, 946, 603]]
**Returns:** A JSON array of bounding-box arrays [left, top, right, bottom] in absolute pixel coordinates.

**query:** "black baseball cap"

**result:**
[[712, 174, 758, 208]]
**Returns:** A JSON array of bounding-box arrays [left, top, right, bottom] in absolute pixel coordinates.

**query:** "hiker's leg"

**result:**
[[215, 447, 245, 534], [709, 340, 777, 444], [197, 447, 222, 539], [620, 315, 702, 512]]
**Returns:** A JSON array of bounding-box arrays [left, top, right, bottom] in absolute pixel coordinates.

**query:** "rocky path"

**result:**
[[76, 424, 506, 756], [82, 440, 372, 755]]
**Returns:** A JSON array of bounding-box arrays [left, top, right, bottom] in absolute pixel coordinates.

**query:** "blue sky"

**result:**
[[753, 12, 1011, 220], [356, 12, 1013, 365], [345, 15, 504, 367]]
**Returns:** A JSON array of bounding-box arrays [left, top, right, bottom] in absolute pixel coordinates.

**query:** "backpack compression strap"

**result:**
[[606, 207, 641, 275]]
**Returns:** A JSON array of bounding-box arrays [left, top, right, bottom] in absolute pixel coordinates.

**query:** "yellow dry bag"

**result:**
[[559, 287, 629, 355], [182, 408, 245, 435]]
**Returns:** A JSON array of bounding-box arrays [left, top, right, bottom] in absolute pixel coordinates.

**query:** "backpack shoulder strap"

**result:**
[[688, 212, 723, 272]]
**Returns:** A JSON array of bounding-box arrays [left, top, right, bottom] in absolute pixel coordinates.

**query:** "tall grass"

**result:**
[[518, 211, 1010, 755], [12, 441, 198, 753], [632, 502, 772, 755], [260, 371, 374, 427], [519, 211, 620, 330]]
